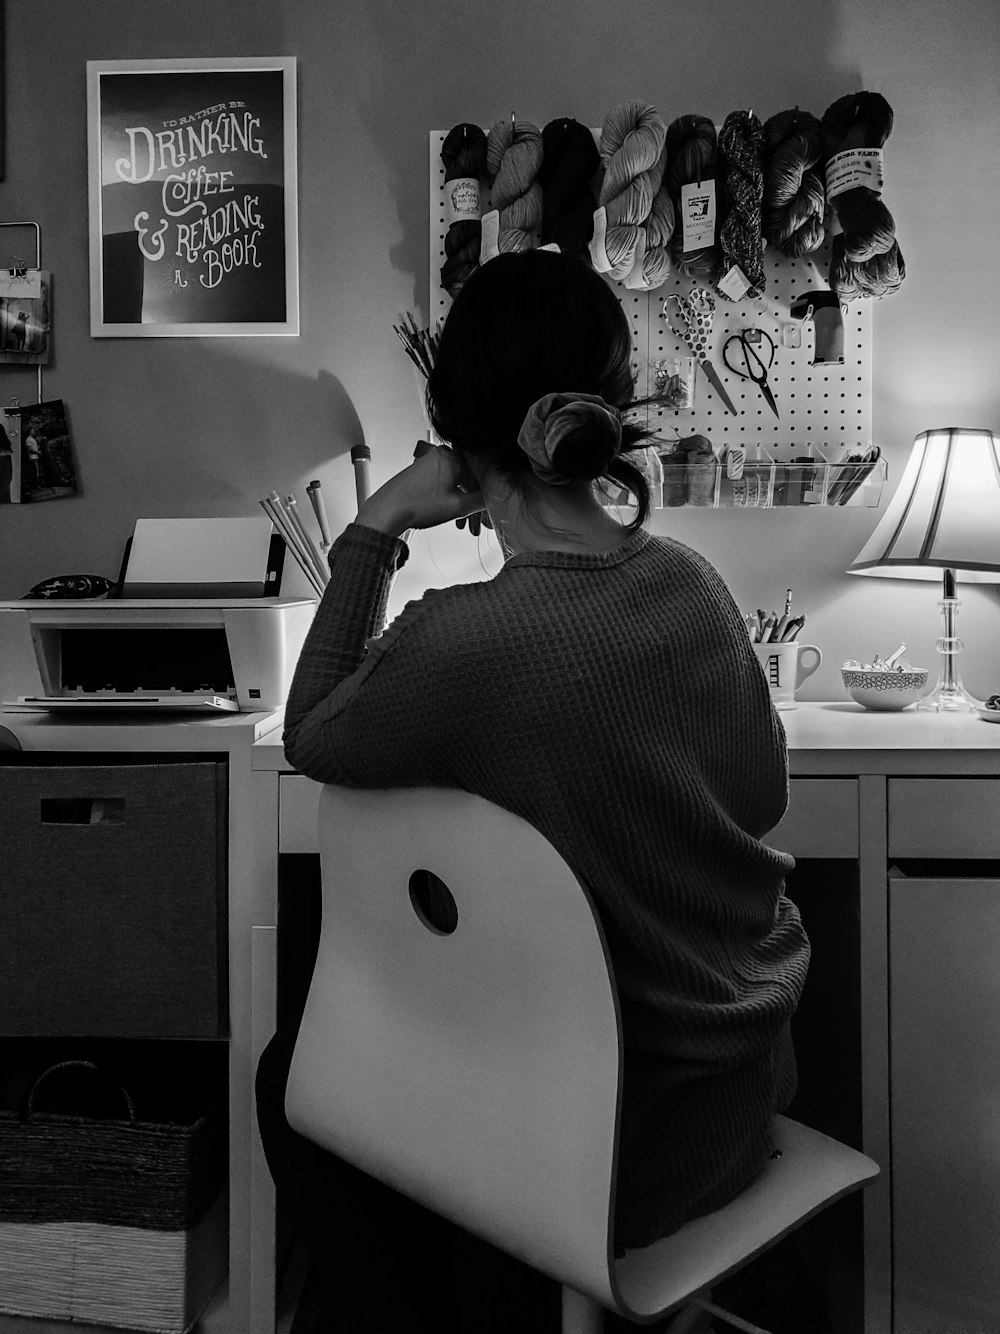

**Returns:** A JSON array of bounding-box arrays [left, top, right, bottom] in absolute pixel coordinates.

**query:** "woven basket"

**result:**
[[0, 1060, 228, 1332]]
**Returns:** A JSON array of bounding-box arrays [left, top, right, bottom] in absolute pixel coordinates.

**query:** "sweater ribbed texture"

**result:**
[[284, 521, 810, 1247]]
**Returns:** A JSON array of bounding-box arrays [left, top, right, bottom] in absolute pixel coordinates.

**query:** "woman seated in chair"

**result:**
[[257, 249, 811, 1332]]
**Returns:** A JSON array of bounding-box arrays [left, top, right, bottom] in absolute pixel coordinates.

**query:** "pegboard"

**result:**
[[429, 130, 873, 467]]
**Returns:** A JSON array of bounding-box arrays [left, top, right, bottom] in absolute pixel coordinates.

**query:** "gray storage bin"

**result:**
[[0, 763, 227, 1037]]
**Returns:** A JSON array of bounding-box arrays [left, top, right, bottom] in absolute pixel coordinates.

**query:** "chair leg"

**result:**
[[561, 1285, 604, 1334], [662, 1300, 715, 1332]]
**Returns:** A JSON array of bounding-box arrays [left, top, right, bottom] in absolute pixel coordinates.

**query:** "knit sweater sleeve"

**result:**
[[282, 521, 459, 787]]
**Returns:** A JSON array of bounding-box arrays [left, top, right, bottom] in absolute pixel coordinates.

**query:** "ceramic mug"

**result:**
[[753, 642, 822, 710]]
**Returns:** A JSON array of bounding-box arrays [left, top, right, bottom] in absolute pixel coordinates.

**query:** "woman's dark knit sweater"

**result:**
[[282, 520, 810, 1247]]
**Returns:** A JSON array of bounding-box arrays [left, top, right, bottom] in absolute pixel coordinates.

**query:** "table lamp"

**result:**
[[846, 426, 1000, 712]]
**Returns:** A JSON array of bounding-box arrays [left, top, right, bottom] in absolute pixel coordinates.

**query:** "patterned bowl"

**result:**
[[842, 667, 930, 711]]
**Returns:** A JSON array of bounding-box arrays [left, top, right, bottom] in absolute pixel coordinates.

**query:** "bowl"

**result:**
[[842, 667, 930, 711]]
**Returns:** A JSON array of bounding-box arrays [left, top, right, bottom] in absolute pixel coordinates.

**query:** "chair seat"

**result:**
[[611, 1116, 879, 1323]]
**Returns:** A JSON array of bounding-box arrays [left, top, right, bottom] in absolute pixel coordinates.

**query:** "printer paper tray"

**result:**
[[6, 695, 241, 714]]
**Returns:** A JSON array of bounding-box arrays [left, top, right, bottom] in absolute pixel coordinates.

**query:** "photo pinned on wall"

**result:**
[[15, 400, 77, 503], [87, 56, 298, 337], [0, 270, 52, 364], [0, 406, 20, 503]]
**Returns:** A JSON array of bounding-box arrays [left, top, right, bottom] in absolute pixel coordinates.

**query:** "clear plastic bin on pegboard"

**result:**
[[647, 442, 886, 509]]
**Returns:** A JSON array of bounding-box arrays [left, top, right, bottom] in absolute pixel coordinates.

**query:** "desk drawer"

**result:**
[[279, 773, 323, 853], [888, 780, 1000, 858], [764, 779, 858, 858], [0, 762, 227, 1038]]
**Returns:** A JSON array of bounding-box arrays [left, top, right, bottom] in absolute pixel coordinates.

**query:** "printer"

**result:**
[[1, 518, 317, 713]]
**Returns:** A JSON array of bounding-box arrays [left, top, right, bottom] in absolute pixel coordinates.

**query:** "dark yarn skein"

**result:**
[[538, 118, 600, 256], [821, 92, 904, 299], [717, 109, 766, 299], [821, 93, 895, 261], [763, 108, 826, 257], [440, 123, 489, 297], [665, 115, 719, 279]]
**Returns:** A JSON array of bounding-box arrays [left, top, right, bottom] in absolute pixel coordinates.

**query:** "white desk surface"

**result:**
[[251, 701, 1000, 777]]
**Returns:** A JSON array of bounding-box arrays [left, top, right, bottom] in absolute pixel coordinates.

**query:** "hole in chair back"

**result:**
[[408, 869, 458, 935]]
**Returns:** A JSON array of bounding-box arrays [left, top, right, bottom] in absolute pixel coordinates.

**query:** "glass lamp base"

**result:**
[[916, 681, 979, 713], [917, 590, 979, 712]]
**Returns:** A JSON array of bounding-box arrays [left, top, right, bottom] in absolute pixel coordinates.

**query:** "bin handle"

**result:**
[[21, 1059, 138, 1123]]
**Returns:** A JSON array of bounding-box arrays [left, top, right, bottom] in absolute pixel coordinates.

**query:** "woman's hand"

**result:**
[[355, 441, 486, 538]]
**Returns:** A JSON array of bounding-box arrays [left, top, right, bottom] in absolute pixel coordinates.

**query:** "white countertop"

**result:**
[[248, 701, 1000, 776]]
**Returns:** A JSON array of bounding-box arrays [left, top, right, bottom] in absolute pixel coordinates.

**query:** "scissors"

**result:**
[[663, 289, 740, 417], [722, 328, 779, 418]]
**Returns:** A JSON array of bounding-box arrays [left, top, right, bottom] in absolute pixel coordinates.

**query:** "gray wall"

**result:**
[[2, 0, 999, 700]]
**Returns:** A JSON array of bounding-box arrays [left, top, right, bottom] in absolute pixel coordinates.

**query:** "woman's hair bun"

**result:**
[[517, 392, 623, 485]]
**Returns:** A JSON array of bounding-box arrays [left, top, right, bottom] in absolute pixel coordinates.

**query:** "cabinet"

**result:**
[[888, 872, 1000, 1334], [886, 777, 1000, 1334]]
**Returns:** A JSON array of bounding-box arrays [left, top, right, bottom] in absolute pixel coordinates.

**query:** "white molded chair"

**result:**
[[285, 786, 879, 1332]]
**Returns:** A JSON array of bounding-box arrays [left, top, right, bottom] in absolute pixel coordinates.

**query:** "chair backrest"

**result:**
[[285, 785, 623, 1307]]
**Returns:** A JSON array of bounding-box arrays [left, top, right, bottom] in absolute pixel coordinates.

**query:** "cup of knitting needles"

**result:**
[[259, 485, 331, 598], [746, 593, 821, 709], [841, 644, 929, 711]]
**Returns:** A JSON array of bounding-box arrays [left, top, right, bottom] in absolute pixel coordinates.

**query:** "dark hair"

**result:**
[[425, 250, 652, 528]]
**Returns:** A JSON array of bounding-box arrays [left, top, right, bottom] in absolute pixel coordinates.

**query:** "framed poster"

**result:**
[[87, 57, 298, 337]]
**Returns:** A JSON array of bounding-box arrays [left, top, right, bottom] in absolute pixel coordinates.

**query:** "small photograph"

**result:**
[[0, 271, 52, 364], [0, 408, 22, 503], [18, 400, 78, 503]]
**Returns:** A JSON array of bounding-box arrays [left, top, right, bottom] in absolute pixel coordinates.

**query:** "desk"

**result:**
[[256, 702, 1000, 1334], [3, 704, 999, 1334]]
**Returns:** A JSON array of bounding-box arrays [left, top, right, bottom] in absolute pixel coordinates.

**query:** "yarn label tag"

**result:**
[[480, 210, 500, 264], [680, 180, 716, 253], [588, 207, 613, 274], [717, 264, 752, 302], [826, 148, 884, 200], [445, 178, 481, 227]]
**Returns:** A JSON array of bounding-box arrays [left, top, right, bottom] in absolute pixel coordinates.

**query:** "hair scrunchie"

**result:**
[[517, 392, 623, 485]]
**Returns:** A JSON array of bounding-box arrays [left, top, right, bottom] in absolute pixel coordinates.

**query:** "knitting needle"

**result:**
[[351, 444, 372, 508], [306, 480, 332, 550], [285, 494, 329, 589]]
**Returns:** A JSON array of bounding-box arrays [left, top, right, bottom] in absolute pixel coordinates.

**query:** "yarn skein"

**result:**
[[762, 108, 826, 257], [665, 115, 719, 279], [596, 100, 667, 281], [440, 123, 489, 297], [485, 118, 544, 254], [717, 109, 767, 299], [820, 92, 905, 300], [638, 141, 675, 288], [538, 118, 600, 256]]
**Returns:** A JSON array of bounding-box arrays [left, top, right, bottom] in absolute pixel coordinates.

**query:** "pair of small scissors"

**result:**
[[663, 289, 740, 417], [722, 328, 779, 418]]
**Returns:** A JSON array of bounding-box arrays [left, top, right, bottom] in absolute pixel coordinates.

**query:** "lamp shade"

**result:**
[[847, 427, 1000, 582]]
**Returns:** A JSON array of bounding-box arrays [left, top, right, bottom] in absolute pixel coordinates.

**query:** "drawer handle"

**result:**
[[40, 797, 125, 824]]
